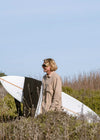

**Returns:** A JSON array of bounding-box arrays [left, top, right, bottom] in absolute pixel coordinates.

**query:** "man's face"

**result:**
[[42, 63, 51, 73]]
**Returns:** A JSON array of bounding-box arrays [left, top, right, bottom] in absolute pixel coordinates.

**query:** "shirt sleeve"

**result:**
[[50, 76, 62, 111]]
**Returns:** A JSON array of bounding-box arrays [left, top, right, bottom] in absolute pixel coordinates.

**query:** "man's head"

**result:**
[[42, 58, 58, 72]]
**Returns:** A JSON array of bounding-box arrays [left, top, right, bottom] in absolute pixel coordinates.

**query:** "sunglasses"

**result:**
[[42, 64, 47, 67], [42, 64, 48, 67]]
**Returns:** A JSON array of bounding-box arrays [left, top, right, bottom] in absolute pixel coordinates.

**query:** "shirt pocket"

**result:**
[[45, 84, 53, 93]]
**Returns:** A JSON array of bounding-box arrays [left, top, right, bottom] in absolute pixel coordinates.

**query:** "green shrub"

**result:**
[[0, 72, 6, 77], [62, 86, 73, 94], [0, 94, 18, 121]]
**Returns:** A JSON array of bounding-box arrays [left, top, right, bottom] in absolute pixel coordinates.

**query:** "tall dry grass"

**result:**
[[63, 71, 100, 90]]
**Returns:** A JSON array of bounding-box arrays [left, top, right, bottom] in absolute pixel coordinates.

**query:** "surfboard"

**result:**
[[0, 76, 100, 122], [0, 76, 25, 102]]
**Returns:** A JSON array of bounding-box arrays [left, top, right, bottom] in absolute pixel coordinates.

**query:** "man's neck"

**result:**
[[47, 71, 53, 75]]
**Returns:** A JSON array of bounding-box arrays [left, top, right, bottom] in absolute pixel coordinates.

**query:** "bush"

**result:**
[[0, 72, 6, 85], [0, 94, 18, 121], [0, 111, 100, 140]]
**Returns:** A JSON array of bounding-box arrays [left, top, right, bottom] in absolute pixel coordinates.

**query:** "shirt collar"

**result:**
[[46, 71, 54, 78]]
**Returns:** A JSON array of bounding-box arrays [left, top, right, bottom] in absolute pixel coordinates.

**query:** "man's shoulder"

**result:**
[[52, 72, 61, 79]]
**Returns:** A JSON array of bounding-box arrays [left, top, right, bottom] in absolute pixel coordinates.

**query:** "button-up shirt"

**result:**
[[41, 71, 62, 113]]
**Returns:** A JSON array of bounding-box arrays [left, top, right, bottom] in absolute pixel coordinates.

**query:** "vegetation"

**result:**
[[0, 72, 6, 77], [0, 111, 100, 140], [0, 94, 18, 121], [0, 71, 100, 139], [0, 72, 6, 85], [63, 71, 100, 90], [63, 71, 100, 116]]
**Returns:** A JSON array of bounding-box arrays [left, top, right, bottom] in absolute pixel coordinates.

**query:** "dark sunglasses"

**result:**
[[42, 64, 47, 67]]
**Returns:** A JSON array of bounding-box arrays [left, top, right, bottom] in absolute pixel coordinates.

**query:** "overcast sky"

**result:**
[[0, 0, 100, 80]]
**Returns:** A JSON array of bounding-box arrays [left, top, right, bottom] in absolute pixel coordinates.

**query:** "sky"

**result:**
[[0, 0, 100, 80]]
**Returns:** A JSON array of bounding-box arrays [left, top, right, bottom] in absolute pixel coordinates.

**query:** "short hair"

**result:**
[[43, 58, 58, 71]]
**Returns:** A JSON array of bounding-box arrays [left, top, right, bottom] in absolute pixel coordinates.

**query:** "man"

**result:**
[[41, 58, 62, 113]]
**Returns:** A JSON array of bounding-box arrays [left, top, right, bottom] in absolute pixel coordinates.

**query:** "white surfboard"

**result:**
[[0, 76, 25, 102], [0, 76, 100, 122], [61, 92, 100, 122]]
